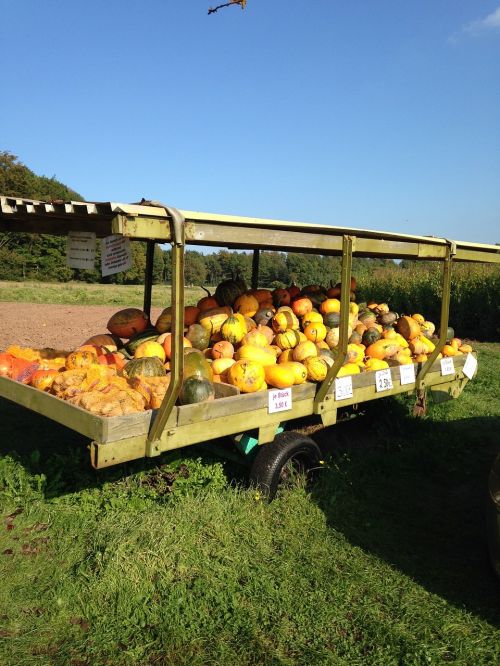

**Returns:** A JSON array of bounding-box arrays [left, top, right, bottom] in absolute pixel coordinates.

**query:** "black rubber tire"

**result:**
[[248, 431, 322, 501]]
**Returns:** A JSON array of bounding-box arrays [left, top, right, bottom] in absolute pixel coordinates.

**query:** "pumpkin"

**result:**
[[159, 333, 192, 360], [396, 316, 421, 341], [322, 312, 341, 329], [279, 361, 307, 385], [179, 377, 215, 405], [264, 364, 295, 389], [292, 341, 318, 362], [320, 298, 341, 315], [82, 333, 122, 352], [65, 350, 99, 370], [30, 368, 59, 391], [365, 340, 400, 360], [10, 359, 40, 384], [0, 352, 14, 377], [244, 316, 257, 332], [215, 276, 246, 306], [184, 349, 213, 381], [256, 325, 275, 345], [411, 314, 425, 325], [134, 341, 166, 362], [459, 344, 473, 353], [378, 311, 398, 327], [274, 329, 301, 350], [349, 331, 363, 345], [278, 349, 295, 364], [364, 358, 389, 372], [272, 288, 291, 308], [442, 344, 458, 357], [227, 360, 265, 393], [98, 352, 127, 371], [358, 310, 377, 327], [420, 320, 436, 339], [211, 357, 235, 376], [221, 314, 247, 345], [197, 287, 219, 312], [301, 311, 323, 328], [185, 324, 211, 351], [303, 322, 327, 343], [250, 289, 273, 304], [241, 330, 269, 348], [337, 363, 361, 377], [155, 307, 173, 334], [126, 330, 160, 355], [107, 308, 149, 339], [303, 356, 328, 382], [123, 357, 167, 378], [326, 283, 341, 298], [272, 310, 299, 334], [234, 293, 259, 317], [291, 297, 313, 317], [346, 343, 365, 364], [212, 341, 235, 359], [287, 283, 301, 299], [388, 351, 413, 366], [254, 307, 275, 326], [235, 344, 276, 367], [184, 306, 200, 326], [362, 327, 381, 347], [198, 307, 233, 335]]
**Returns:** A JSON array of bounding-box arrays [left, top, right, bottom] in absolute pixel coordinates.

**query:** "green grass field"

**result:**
[[1, 343, 499, 665]]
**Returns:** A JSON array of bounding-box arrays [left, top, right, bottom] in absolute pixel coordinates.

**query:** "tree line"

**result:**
[[0, 151, 394, 288]]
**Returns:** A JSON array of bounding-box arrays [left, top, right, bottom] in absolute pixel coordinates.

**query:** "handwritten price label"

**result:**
[[375, 368, 393, 392], [462, 353, 477, 380], [399, 363, 416, 386], [334, 376, 353, 401], [268, 388, 292, 414], [440, 357, 455, 376]]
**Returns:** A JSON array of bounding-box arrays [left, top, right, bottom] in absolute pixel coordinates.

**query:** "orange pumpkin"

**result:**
[[272, 288, 291, 307], [211, 341, 235, 359], [249, 289, 273, 304], [279, 361, 307, 385], [160, 334, 192, 360], [0, 352, 14, 377], [234, 293, 259, 317], [271, 310, 299, 334], [107, 308, 149, 339], [264, 364, 295, 389], [184, 306, 200, 327], [292, 341, 318, 362], [235, 344, 276, 367], [82, 334, 121, 352], [291, 297, 313, 317], [241, 330, 270, 348], [256, 325, 274, 345], [98, 352, 127, 371], [319, 298, 341, 315], [365, 340, 400, 360], [396, 316, 421, 341], [30, 368, 59, 391], [303, 322, 327, 343]]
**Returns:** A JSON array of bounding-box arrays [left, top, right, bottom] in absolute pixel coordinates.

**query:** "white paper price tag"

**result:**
[[440, 357, 455, 376], [462, 353, 477, 379], [399, 363, 416, 386], [375, 368, 393, 392], [66, 231, 96, 269], [268, 388, 292, 414], [334, 376, 353, 401]]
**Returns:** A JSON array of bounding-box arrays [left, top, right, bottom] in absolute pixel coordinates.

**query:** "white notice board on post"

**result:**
[[101, 235, 133, 277]]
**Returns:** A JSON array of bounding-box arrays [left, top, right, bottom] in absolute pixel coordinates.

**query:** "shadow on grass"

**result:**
[[311, 397, 500, 626]]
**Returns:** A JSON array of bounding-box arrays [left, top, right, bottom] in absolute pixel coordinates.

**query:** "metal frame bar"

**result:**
[[314, 235, 354, 412], [143, 240, 156, 320], [416, 244, 454, 388]]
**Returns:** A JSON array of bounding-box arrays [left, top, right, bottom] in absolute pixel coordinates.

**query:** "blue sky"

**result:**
[[1, 1, 499, 244]]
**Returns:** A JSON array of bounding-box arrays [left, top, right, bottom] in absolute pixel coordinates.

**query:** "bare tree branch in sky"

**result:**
[[208, 0, 246, 15]]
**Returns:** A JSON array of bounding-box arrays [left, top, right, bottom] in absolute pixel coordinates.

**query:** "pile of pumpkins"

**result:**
[[0, 275, 472, 413]]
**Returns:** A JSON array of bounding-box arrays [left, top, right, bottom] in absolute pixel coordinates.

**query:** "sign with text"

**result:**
[[334, 376, 353, 401], [66, 231, 96, 270], [268, 388, 292, 414], [399, 363, 416, 386], [462, 353, 477, 380], [375, 368, 394, 392], [440, 357, 455, 376], [101, 235, 132, 277]]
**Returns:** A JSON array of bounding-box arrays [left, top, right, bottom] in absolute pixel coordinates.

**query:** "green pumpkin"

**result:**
[[179, 377, 215, 405], [183, 349, 213, 381], [123, 357, 166, 378], [323, 312, 340, 329], [215, 276, 247, 306], [362, 328, 381, 347], [125, 329, 160, 355], [185, 324, 210, 351]]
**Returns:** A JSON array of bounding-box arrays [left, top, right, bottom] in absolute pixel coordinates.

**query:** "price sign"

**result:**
[[462, 353, 477, 380], [268, 388, 292, 414], [101, 235, 133, 277], [399, 363, 416, 386], [334, 376, 353, 401], [440, 357, 455, 376], [66, 231, 96, 269], [375, 368, 393, 392]]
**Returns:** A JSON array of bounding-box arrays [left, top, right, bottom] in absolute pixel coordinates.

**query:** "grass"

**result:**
[[0, 282, 207, 307], [0, 343, 499, 664]]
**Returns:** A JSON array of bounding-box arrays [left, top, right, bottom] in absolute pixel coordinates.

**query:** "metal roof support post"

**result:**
[[143, 240, 156, 320], [416, 244, 454, 389], [314, 235, 354, 412], [251, 249, 260, 289], [147, 208, 185, 448]]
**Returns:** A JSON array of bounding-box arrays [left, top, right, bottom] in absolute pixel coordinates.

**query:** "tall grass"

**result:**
[[357, 264, 500, 340]]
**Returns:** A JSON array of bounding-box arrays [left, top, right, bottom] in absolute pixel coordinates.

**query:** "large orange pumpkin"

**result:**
[[235, 344, 276, 367], [365, 340, 400, 360], [234, 293, 259, 317], [107, 308, 149, 339], [396, 316, 421, 341], [291, 297, 313, 317], [264, 364, 295, 389]]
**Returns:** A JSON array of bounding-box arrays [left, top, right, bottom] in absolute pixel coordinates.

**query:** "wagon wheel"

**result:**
[[248, 431, 322, 501]]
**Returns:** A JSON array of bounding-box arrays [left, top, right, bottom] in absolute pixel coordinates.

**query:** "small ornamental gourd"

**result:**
[[221, 314, 247, 345], [123, 357, 167, 378], [179, 377, 215, 405], [65, 350, 99, 370], [274, 329, 301, 350], [198, 307, 233, 335], [303, 356, 328, 382], [227, 359, 265, 393]]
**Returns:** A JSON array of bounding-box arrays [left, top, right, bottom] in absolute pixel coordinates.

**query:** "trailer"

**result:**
[[0, 196, 498, 497]]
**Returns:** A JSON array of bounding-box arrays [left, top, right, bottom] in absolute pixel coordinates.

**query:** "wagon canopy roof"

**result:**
[[1, 196, 498, 263]]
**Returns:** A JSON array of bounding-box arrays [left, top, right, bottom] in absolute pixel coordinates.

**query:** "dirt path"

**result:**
[[0, 302, 165, 351]]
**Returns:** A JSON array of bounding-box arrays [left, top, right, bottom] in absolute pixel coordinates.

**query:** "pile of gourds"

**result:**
[[0, 274, 473, 413]]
